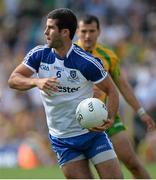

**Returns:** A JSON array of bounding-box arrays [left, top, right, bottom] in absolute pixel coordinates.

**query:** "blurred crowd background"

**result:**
[[0, 0, 156, 168]]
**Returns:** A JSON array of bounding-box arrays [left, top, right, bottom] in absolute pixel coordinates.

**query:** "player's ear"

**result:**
[[97, 28, 101, 36], [61, 29, 70, 38], [76, 28, 79, 36]]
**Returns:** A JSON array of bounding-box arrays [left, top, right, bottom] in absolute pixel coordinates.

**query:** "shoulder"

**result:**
[[70, 45, 107, 82], [23, 44, 53, 72], [26, 44, 51, 56], [72, 44, 103, 67], [96, 43, 118, 59], [24, 44, 52, 62], [95, 43, 120, 69]]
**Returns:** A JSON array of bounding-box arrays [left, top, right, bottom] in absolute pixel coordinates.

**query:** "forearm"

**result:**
[[97, 75, 119, 119], [107, 88, 119, 119], [115, 74, 141, 112], [120, 84, 146, 117], [8, 73, 38, 90], [121, 85, 141, 112], [113, 73, 155, 131]]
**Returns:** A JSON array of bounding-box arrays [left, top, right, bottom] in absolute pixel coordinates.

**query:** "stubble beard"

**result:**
[[48, 39, 63, 49], [48, 34, 63, 49]]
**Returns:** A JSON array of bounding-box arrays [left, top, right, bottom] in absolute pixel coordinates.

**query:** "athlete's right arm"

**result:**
[[8, 64, 58, 95]]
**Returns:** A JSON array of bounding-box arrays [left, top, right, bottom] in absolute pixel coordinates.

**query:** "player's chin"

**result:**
[[84, 40, 92, 46], [85, 44, 92, 49], [47, 42, 53, 48]]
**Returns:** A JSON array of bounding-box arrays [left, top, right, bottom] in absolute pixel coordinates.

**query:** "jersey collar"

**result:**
[[66, 43, 74, 58], [52, 44, 74, 59]]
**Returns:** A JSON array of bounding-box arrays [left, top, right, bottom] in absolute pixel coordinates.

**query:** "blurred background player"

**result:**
[[76, 14, 155, 179]]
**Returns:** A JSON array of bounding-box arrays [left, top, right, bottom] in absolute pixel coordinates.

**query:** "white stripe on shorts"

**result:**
[[61, 154, 85, 167], [90, 149, 117, 165]]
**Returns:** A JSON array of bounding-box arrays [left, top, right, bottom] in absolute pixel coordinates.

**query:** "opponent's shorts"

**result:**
[[106, 114, 126, 137], [49, 132, 117, 167]]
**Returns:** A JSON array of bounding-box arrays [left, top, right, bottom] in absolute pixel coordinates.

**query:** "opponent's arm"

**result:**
[[113, 71, 155, 131]]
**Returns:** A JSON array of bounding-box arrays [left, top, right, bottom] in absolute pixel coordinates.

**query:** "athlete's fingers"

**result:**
[[44, 89, 54, 96], [147, 120, 155, 131], [88, 122, 109, 132], [141, 114, 155, 132], [48, 77, 59, 83], [46, 79, 59, 87], [45, 77, 60, 91], [45, 83, 59, 92]]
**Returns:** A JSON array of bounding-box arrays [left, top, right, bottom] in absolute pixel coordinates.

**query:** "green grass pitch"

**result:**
[[0, 163, 156, 179]]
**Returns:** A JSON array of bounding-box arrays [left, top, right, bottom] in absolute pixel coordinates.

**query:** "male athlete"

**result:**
[[76, 14, 155, 179], [8, 8, 123, 179]]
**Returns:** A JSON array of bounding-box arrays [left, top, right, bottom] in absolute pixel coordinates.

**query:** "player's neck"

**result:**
[[84, 46, 94, 54], [81, 42, 96, 53], [86, 47, 93, 53], [53, 41, 72, 58]]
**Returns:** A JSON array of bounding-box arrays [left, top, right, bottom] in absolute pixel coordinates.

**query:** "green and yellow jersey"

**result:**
[[77, 41, 121, 100], [77, 41, 120, 74], [77, 41, 126, 136]]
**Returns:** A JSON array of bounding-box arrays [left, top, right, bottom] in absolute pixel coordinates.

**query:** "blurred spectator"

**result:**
[[17, 131, 57, 169]]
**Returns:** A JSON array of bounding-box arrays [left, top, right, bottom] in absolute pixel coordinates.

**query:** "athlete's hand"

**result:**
[[89, 118, 114, 132], [35, 77, 59, 96], [140, 113, 155, 132]]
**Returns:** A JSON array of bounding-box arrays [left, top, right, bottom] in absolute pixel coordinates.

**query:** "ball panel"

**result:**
[[76, 98, 108, 129]]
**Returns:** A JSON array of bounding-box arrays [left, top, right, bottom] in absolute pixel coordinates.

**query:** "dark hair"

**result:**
[[47, 8, 77, 40], [78, 14, 100, 30]]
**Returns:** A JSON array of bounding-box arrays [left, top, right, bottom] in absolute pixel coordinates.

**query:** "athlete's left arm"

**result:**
[[90, 74, 119, 132], [114, 71, 155, 131]]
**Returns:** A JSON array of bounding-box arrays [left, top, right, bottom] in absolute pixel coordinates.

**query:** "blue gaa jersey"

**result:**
[[23, 44, 107, 138]]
